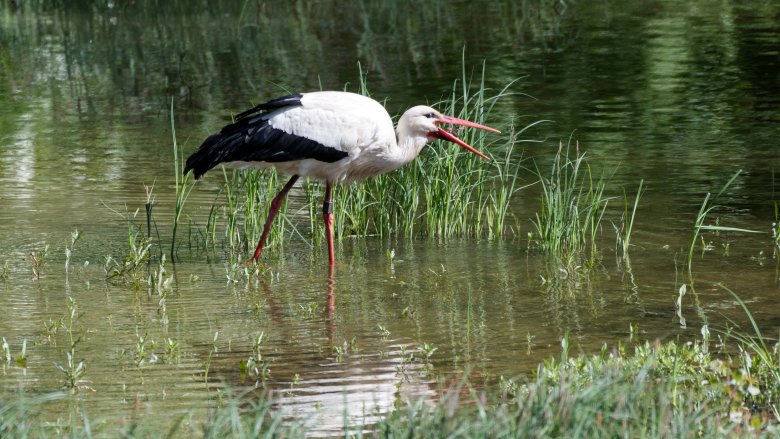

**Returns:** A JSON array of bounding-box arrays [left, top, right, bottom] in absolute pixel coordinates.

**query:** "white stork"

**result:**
[[184, 91, 500, 266]]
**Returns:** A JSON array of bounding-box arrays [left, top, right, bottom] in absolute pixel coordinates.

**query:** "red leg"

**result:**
[[250, 175, 299, 263], [323, 182, 335, 266], [326, 263, 335, 320]]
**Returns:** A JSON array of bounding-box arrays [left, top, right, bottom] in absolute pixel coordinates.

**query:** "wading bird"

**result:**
[[184, 91, 499, 266]]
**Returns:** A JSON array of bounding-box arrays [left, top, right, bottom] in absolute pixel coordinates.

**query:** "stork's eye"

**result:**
[[425, 112, 436, 119]]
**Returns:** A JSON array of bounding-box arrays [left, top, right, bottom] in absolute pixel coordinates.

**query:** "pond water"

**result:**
[[1, 0, 779, 434]]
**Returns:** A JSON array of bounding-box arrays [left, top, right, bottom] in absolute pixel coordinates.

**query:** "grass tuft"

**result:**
[[531, 141, 609, 262], [170, 100, 196, 261]]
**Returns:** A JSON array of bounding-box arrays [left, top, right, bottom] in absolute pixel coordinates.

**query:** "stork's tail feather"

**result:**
[[185, 93, 355, 179], [184, 94, 306, 179], [183, 132, 227, 180]]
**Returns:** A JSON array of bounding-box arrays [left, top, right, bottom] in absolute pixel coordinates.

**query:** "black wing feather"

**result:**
[[234, 94, 304, 121], [184, 95, 349, 179]]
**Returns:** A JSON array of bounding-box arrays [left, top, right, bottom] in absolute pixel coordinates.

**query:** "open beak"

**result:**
[[434, 115, 500, 160]]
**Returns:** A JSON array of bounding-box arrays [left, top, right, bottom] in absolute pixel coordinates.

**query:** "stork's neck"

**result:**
[[344, 123, 427, 182], [393, 124, 428, 166]]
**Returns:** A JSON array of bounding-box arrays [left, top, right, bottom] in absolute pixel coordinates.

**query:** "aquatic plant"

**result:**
[[687, 170, 761, 274], [718, 285, 780, 390], [241, 333, 271, 387], [217, 167, 302, 259], [63, 229, 81, 277], [143, 183, 160, 252], [614, 179, 644, 261], [30, 244, 49, 280], [54, 297, 87, 389], [1, 338, 27, 369], [132, 332, 158, 366], [531, 141, 609, 262], [103, 210, 153, 287], [170, 100, 196, 261]]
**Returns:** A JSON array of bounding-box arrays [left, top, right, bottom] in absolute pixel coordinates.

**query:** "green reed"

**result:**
[[719, 285, 780, 388], [170, 100, 195, 261], [615, 179, 644, 261], [532, 141, 609, 261], [220, 168, 283, 255], [214, 167, 312, 261]]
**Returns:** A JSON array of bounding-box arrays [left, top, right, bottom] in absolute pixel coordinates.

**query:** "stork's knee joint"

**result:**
[[322, 200, 334, 215]]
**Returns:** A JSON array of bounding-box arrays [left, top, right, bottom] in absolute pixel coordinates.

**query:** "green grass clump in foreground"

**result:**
[[374, 342, 779, 438]]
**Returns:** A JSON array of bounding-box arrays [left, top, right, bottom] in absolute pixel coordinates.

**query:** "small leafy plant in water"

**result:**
[[64, 229, 81, 276], [163, 338, 181, 364], [103, 210, 153, 288], [30, 244, 49, 280], [134, 332, 159, 366], [297, 302, 318, 319], [2, 338, 27, 368], [687, 170, 761, 274], [419, 343, 437, 371], [54, 296, 86, 390], [241, 332, 271, 387]]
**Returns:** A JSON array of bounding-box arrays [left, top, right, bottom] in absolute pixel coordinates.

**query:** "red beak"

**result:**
[[434, 115, 500, 160]]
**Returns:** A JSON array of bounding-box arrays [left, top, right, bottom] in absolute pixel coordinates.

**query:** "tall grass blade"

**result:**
[[170, 99, 195, 261]]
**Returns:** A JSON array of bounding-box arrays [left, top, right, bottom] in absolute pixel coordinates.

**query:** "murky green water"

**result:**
[[1, 0, 779, 433]]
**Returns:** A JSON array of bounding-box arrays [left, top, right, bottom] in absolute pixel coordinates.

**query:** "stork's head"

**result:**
[[397, 105, 500, 160]]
